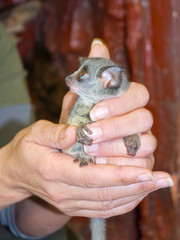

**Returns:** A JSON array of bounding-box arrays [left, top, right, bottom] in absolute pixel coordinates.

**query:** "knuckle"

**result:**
[[49, 124, 61, 142], [50, 193, 62, 202], [137, 181, 148, 193], [31, 120, 46, 132], [140, 108, 153, 129], [99, 210, 112, 219], [99, 187, 115, 201], [83, 172, 97, 188], [38, 162, 56, 181], [151, 135, 157, 151], [29, 120, 48, 139], [140, 158, 154, 170], [149, 155, 155, 169], [149, 135, 157, 153], [137, 84, 150, 106], [48, 189, 67, 203], [112, 166, 128, 186], [101, 200, 114, 211], [144, 134, 157, 156], [15, 131, 27, 148], [139, 158, 150, 169]]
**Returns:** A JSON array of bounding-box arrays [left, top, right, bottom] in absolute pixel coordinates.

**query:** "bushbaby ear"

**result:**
[[78, 57, 88, 66], [99, 66, 124, 89]]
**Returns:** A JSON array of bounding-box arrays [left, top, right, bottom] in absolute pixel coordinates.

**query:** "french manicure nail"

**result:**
[[84, 144, 99, 154], [96, 157, 107, 164], [90, 107, 109, 121], [91, 38, 104, 48], [156, 178, 174, 188], [137, 173, 154, 182]]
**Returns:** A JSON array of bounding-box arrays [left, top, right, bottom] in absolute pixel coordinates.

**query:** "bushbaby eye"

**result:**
[[78, 68, 89, 81]]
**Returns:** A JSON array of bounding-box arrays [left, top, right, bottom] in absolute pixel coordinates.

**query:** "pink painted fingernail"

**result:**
[[90, 107, 109, 121], [91, 38, 104, 48], [96, 157, 107, 164], [156, 178, 174, 188], [137, 173, 154, 182]]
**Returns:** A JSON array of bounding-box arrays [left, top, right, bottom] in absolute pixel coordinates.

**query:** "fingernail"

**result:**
[[84, 127, 103, 140], [96, 157, 107, 164], [90, 107, 109, 121], [137, 173, 154, 182], [61, 126, 71, 139], [91, 38, 104, 48], [84, 144, 99, 154], [156, 178, 174, 188]]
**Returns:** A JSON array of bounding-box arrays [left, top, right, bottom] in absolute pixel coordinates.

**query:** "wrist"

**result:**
[[0, 143, 31, 210]]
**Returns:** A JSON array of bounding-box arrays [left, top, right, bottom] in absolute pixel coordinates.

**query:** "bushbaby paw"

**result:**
[[123, 134, 141, 156], [76, 123, 93, 146], [74, 156, 94, 167]]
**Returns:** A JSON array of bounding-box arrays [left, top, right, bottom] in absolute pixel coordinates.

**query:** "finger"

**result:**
[[95, 156, 155, 170], [57, 159, 155, 188], [59, 91, 78, 124], [84, 133, 157, 158], [88, 38, 110, 59], [39, 151, 154, 188], [66, 198, 145, 218], [64, 171, 173, 202], [85, 108, 153, 144], [90, 82, 150, 121], [58, 193, 147, 212], [37, 170, 173, 211], [29, 120, 77, 149]]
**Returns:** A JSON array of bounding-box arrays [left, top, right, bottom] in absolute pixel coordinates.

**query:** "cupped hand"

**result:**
[[51, 39, 173, 218], [60, 39, 155, 170], [0, 39, 174, 220], [0, 118, 173, 219]]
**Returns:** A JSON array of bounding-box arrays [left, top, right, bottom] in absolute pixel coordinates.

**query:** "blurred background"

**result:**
[[0, 0, 179, 239]]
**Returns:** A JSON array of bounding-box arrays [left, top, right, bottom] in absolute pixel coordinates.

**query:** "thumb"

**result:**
[[29, 120, 77, 150], [59, 91, 78, 124], [88, 38, 110, 59]]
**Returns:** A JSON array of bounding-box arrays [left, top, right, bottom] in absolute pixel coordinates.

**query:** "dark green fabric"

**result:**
[[0, 23, 30, 108], [0, 23, 82, 240]]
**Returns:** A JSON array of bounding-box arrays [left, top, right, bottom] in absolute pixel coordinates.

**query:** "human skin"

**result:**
[[0, 40, 173, 237]]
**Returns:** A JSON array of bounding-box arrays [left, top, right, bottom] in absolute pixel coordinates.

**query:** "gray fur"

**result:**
[[63, 57, 141, 240]]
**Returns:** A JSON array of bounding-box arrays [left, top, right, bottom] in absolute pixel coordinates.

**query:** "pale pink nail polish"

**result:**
[[90, 107, 109, 121]]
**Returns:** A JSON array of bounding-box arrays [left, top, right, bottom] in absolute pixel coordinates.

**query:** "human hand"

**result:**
[[0, 40, 173, 221], [85, 39, 155, 170], [0, 117, 173, 220], [56, 39, 174, 218], [60, 39, 155, 170], [0, 119, 167, 218]]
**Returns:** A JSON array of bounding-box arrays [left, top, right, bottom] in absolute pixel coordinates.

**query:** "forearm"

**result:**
[[15, 197, 71, 237]]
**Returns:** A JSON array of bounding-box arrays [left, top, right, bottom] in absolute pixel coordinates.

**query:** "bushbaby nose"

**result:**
[[65, 75, 72, 83]]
